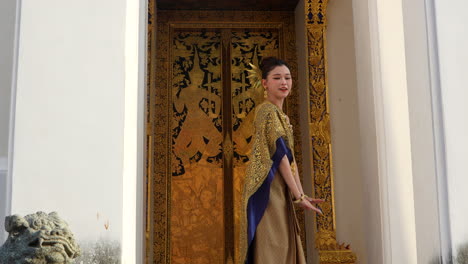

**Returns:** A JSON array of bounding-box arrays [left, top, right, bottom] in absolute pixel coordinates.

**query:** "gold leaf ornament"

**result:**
[[247, 63, 264, 98]]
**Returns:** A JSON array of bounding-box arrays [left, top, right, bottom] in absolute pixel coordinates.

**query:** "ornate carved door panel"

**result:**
[[147, 10, 302, 264], [169, 28, 283, 264], [170, 30, 224, 264]]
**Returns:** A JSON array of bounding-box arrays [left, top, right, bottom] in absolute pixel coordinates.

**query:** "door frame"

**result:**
[[146, 8, 302, 264], [146, 1, 358, 263]]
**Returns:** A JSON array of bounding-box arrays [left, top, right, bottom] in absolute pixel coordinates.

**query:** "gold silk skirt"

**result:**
[[250, 171, 306, 263]]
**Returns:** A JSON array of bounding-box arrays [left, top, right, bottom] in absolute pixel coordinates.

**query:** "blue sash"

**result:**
[[246, 137, 293, 263]]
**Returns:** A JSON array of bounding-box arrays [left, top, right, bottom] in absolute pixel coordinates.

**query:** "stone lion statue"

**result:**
[[0, 211, 81, 264]]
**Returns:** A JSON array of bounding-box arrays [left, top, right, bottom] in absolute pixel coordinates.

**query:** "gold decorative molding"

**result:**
[[305, 0, 357, 263], [306, 0, 329, 26], [145, 1, 155, 264], [170, 22, 282, 29], [320, 250, 358, 264]]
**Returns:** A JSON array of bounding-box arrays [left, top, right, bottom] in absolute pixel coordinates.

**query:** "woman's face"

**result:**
[[262, 65, 292, 100]]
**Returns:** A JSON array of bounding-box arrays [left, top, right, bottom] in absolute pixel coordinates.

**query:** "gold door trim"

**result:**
[[170, 22, 283, 29], [146, 7, 303, 264], [304, 0, 357, 263]]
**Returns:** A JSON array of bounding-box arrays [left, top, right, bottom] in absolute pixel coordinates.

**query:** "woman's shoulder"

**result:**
[[255, 101, 278, 117], [254, 102, 281, 129]]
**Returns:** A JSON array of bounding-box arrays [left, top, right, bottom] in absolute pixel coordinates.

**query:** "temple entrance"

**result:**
[[146, 8, 301, 264]]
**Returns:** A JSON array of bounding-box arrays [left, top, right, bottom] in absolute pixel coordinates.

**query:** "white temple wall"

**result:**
[[12, 0, 125, 243], [6, 0, 147, 262], [327, 1, 368, 263]]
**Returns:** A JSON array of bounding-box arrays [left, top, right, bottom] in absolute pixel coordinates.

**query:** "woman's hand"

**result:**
[[297, 197, 324, 215]]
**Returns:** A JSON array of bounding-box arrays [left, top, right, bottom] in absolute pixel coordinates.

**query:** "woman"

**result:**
[[239, 57, 324, 264]]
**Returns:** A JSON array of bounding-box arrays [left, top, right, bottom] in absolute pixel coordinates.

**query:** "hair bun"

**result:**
[[259, 57, 289, 79]]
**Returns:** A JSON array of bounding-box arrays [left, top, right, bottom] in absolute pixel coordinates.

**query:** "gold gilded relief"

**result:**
[[171, 31, 223, 175], [305, 0, 357, 263], [170, 31, 224, 264]]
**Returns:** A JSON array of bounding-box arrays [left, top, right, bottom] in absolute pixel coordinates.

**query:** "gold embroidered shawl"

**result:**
[[238, 101, 295, 264]]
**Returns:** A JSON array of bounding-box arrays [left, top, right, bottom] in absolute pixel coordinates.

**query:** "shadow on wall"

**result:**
[[75, 238, 121, 264]]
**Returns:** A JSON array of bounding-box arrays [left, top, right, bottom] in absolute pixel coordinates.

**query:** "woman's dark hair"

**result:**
[[259, 57, 289, 79]]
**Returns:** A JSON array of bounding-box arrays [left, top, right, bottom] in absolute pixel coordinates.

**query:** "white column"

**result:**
[[373, 0, 418, 262], [353, 0, 418, 262], [0, 156, 8, 243], [351, 0, 384, 262], [402, 0, 450, 262], [0, 0, 20, 244], [434, 0, 468, 260], [0, 0, 17, 159], [121, 0, 147, 263]]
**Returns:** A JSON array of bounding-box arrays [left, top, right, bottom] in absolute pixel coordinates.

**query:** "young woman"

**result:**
[[239, 57, 324, 264]]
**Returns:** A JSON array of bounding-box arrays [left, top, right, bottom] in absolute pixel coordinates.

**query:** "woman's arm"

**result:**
[[278, 155, 302, 199], [292, 161, 304, 195], [278, 155, 323, 213]]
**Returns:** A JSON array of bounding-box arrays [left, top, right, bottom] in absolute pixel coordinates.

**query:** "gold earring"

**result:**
[[264, 89, 267, 98]]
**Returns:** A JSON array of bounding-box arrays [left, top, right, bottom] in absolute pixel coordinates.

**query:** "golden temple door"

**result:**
[[147, 10, 301, 264], [170, 28, 279, 264]]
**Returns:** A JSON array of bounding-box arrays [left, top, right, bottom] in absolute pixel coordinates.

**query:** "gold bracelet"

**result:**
[[293, 194, 305, 204]]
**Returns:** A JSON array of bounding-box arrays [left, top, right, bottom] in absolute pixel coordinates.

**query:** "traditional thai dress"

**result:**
[[239, 101, 306, 264]]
